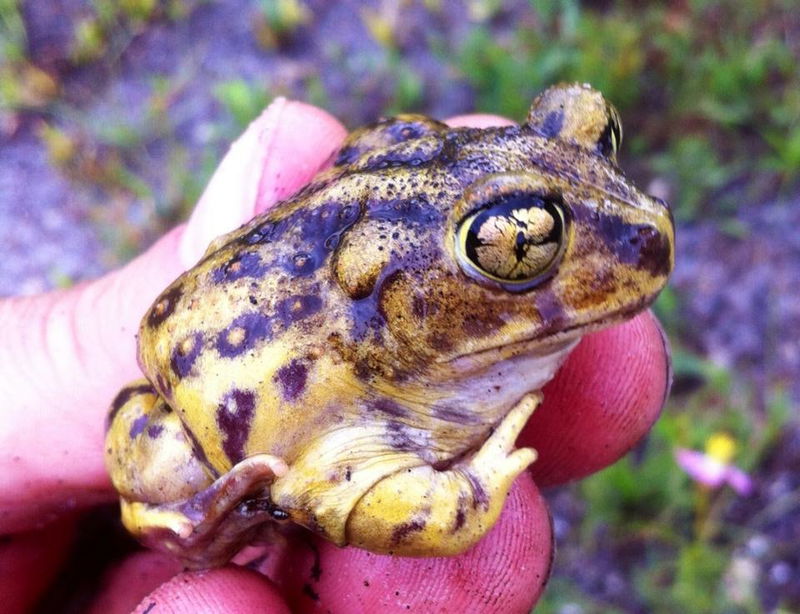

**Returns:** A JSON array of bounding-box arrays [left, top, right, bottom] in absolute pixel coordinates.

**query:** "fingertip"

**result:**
[[522, 311, 671, 486], [255, 99, 348, 212], [445, 113, 516, 128], [88, 551, 183, 614], [274, 474, 552, 613], [132, 566, 290, 614]]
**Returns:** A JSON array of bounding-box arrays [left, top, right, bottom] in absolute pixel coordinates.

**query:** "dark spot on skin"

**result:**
[[211, 252, 266, 283], [302, 584, 320, 601], [141, 603, 157, 614], [540, 110, 564, 138], [334, 145, 362, 167], [274, 359, 308, 402], [128, 414, 149, 439], [371, 398, 408, 418], [634, 226, 673, 277], [107, 383, 154, 430], [364, 580, 370, 587], [275, 294, 323, 326], [462, 312, 503, 338], [155, 373, 172, 400], [391, 519, 425, 544], [535, 289, 567, 334], [290, 252, 316, 276], [242, 219, 285, 246], [182, 424, 219, 479], [368, 194, 441, 225], [411, 295, 428, 319], [464, 470, 489, 511], [170, 332, 204, 377], [345, 467, 352, 481], [216, 312, 271, 358], [453, 495, 468, 532], [335, 117, 447, 166], [274, 201, 360, 278], [365, 139, 442, 170], [354, 360, 372, 382], [146, 284, 182, 328], [216, 389, 256, 463], [349, 296, 387, 342], [386, 421, 419, 452], [597, 215, 671, 276], [432, 403, 482, 426], [426, 331, 453, 352], [147, 424, 164, 439]]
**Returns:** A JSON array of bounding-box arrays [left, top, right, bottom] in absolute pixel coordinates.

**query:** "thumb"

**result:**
[[0, 101, 345, 533]]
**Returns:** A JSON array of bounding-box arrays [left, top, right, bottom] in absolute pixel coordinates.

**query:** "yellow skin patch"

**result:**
[[105, 83, 675, 568]]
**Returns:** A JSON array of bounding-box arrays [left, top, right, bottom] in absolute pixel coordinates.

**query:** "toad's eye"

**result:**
[[456, 193, 566, 292], [597, 104, 623, 159]]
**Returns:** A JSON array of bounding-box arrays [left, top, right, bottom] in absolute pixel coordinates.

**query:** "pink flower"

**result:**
[[675, 433, 754, 496]]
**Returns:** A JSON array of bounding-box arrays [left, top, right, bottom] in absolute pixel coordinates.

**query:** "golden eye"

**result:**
[[598, 104, 623, 159], [456, 193, 566, 291]]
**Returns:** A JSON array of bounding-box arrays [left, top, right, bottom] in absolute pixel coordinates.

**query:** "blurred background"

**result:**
[[1, 1, 798, 612]]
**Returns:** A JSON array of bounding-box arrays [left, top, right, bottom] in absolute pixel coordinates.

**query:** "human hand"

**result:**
[[0, 100, 670, 613]]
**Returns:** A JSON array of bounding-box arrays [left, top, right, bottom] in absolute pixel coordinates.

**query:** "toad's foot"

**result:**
[[121, 454, 288, 569], [345, 393, 540, 556]]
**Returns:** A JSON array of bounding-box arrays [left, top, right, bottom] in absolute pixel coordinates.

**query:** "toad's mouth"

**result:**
[[439, 296, 652, 371]]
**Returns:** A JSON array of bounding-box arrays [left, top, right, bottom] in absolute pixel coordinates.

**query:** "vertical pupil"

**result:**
[[462, 192, 563, 281], [514, 231, 527, 259]]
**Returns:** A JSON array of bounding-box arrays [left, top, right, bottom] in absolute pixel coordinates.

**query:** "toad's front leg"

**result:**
[[106, 380, 288, 568], [345, 393, 540, 556]]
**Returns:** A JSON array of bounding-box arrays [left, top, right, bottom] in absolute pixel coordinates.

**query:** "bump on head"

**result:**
[[526, 83, 623, 161]]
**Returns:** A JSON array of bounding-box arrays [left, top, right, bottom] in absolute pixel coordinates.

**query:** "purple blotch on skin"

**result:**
[[155, 373, 173, 400], [216, 312, 271, 358], [147, 284, 182, 328], [386, 420, 419, 451], [216, 389, 257, 463], [211, 252, 267, 283], [371, 398, 408, 418], [452, 494, 468, 532], [275, 294, 323, 326], [129, 414, 149, 439], [147, 424, 164, 439], [464, 470, 489, 511], [274, 359, 308, 402], [170, 332, 205, 378], [390, 519, 426, 544], [182, 424, 219, 479], [539, 109, 565, 138], [534, 289, 567, 334], [368, 194, 441, 225], [431, 403, 482, 426], [107, 383, 154, 431]]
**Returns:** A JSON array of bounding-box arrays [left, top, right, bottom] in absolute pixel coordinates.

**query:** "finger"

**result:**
[[272, 474, 552, 613], [130, 567, 290, 614], [0, 516, 75, 614], [521, 311, 671, 486], [445, 113, 516, 128], [0, 102, 345, 533], [87, 552, 183, 614]]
